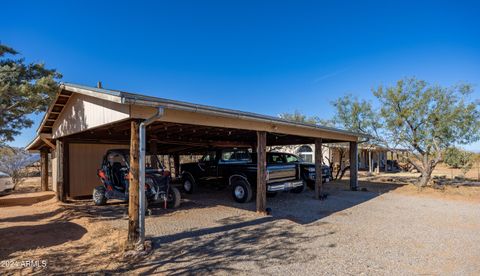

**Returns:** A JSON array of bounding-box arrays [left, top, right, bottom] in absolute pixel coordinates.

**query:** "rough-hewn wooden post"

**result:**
[[128, 121, 140, 246], [384, 151, 389, 172], [314, 138, 323, 199], [256, 131, 267, 214], [173, 154, 180, 178], [368, 150, 373, 173], [349, 141, 358, 191], [40, 148, 49, 191], [376, 151, 380, 173], [55, 140, 65, 201]]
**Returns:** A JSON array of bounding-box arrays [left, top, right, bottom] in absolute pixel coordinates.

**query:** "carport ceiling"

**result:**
[[64, 119, 343, 154]]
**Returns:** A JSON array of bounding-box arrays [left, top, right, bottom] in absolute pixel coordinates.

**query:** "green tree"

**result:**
[[0, 43, 61, 144], [373, 77, 480, 187], [279, 110, 321, 125], [328, 95, 383, 179], [331, 94, 384, 144], [444, 147, 474, 177]]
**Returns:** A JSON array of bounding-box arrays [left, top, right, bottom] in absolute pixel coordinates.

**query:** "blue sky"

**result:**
[[2, 0, 480, 151]]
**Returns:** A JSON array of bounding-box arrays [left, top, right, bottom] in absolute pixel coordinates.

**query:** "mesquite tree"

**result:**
[[373, 77, 480, 187], [0, 43, 61, 144]]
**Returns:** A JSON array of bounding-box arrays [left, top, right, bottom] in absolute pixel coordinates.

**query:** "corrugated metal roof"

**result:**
[[28, 82, 370, 149], [63, 82, 370, 139]]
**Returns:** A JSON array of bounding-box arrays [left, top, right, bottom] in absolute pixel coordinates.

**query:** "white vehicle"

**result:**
[[0, 171, 14, 194]]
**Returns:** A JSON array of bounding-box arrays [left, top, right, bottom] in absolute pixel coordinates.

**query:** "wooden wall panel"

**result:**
[[69, 143, 129, 197], [52, 94, 130, 139]]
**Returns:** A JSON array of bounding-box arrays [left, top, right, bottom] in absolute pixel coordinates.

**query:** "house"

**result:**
[[271, 143, 407, 173]]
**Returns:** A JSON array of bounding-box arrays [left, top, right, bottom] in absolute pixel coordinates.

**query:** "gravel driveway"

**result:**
[[108, 181, 480, 275]]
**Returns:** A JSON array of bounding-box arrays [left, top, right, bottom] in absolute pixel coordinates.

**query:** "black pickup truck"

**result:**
[[267, 152, 333, 189], [180, 148, 305, 203]]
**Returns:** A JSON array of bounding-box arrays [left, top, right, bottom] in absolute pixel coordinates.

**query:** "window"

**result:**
[[108, 153, 128, 167], [297, 145, 313, 163], [202, 151, 216, 162], [268, 153, 285, 164], [285, 154, 299, 163], [221, 149, 251, 162]]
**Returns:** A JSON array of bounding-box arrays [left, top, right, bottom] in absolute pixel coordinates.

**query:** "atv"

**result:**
[[93, 149, 181, 209]]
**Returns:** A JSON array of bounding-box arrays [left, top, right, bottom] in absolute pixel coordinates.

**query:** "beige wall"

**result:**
[[52, 94, 130, 139], [69, 143, 128, 197]]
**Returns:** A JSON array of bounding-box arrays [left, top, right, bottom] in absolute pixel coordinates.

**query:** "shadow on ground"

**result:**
[[120, 217, 333, 275], [103, 180, 405, 274], [170, 179, 406, 224], [0, 221, 87, 259], [0, 193, 54, 207]]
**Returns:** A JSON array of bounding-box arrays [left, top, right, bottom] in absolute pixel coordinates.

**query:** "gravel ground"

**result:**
[[108, 182, 480, 275]]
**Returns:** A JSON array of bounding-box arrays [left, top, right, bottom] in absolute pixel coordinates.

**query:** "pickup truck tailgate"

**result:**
[[267, 164, 297, 183]]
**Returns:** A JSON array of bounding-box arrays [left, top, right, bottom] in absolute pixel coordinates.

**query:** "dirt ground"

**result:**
[[432, 162, 480, 180], [1, 175, 480, 275]]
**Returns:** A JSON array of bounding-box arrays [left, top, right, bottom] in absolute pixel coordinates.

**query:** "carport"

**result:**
[[27, 83, 367, 245]]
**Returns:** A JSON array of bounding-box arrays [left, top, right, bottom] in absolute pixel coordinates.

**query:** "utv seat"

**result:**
[[111, 162, 126, 190]]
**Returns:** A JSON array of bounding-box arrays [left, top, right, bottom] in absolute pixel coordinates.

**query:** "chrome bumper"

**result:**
[[267, 180, 304, 192]]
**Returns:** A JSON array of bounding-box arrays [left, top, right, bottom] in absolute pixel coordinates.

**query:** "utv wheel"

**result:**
[[182, 174, 197, 194], [93, 186, 107, 206], [167, 187, 181, 209], [231, 179, 253, 203], [291, 181, 306, 193]]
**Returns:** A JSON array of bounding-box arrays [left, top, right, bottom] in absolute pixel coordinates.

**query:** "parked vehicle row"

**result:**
[[181, 148, 333, 203], [91, 148, 333, 207]]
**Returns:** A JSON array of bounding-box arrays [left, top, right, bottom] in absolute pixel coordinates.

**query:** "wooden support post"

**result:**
[[376, 151, 380, 173], [173, 154, 180, 178], [128, 121, 140, 246], [40, 148, 49, 191], [384, 151, 388, 172], [314, 138, 323, 199], [368, 150, 373, 173], [349, 141, 358, 191], [55, 140, 66, 201], [385, 151, 388, 172], [256, 131, 267, 214]]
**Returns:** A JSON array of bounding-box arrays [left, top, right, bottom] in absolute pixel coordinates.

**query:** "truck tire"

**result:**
[[167, 187, 181, 209], [231, 178, 253, 203], [291, 181, 306, 193], [93, 186, 107, 206], [182, 174, 197, 194]]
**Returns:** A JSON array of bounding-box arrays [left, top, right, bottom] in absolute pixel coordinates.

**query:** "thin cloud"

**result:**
[[313, 68, 348, 83]]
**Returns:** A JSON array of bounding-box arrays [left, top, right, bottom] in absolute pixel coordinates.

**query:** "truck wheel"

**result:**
[[182, 174, 197, 194], [93, 186, 107, 206], [231, 179, 253, 203], [291, 181, 306, 193], [167, 187, 181, 209]]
